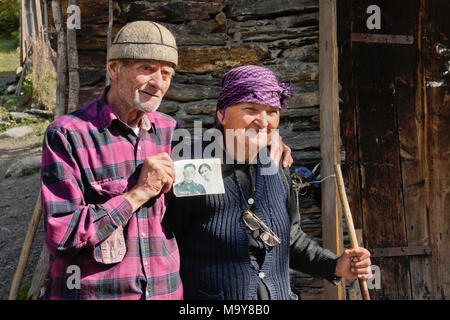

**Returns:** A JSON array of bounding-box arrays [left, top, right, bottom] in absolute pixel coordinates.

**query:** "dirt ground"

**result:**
[[0, 130, 44, 300]]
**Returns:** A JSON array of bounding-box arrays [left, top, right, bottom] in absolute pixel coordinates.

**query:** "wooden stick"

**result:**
[[334, 164, 371, 300], [27, 243, 50, 300], [105, 0, 114, 86], [8, 192, 43, 300]]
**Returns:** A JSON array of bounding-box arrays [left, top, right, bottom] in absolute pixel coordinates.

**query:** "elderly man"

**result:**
[[41, 21, 292, 300], [41, 21, 181, 300]]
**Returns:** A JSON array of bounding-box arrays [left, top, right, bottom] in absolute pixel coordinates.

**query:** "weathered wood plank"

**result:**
[[337, 0, 364, 231], [422, 0, 450, 300], [396, 60, 434, 300], [355, 73, 411, 300], [319, 0, 345, 300]]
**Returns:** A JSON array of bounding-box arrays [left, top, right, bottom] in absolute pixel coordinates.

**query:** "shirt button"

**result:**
[[138, 146, 142, 150], [258, 272, 265, 279], [248, 198, 254, 205], [141, 232, 146, 237], [144, 261, 148, 266]]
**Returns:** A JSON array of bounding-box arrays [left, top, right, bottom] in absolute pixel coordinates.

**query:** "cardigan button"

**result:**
[[248, 198, 254, 205], [258, 272, 265, 279]]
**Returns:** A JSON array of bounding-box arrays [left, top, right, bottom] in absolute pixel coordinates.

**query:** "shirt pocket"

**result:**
[[94, 225, 127, 264], [90, 176, 128, 201]]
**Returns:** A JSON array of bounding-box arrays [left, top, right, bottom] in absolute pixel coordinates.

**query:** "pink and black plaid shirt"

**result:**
[[41, 87, 183, 299]]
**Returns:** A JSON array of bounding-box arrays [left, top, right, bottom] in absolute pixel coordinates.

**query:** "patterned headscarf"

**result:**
[[216, 65, 292, 116]]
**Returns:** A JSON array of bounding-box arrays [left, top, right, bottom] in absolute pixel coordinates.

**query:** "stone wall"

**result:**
[[49, 0, 330, 299]]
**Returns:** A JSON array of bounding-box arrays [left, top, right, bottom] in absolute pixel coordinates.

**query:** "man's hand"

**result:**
[[124, 153, 175, 212], [335, 248, 372, 280], [269, 130, 293, 168]]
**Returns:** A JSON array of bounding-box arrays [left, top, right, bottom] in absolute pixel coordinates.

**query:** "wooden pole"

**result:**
[[319, 0, 345, 300], [8, 192, 43, 300], [334, 164, 371, 300], [27, 244, 50, 300], [105, 0, 113, 86], [52, 0, 67, 118], [66, 0, 80, 114]]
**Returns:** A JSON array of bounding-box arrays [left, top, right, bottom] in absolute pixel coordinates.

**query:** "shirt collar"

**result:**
[[97, 86, 156, 134]]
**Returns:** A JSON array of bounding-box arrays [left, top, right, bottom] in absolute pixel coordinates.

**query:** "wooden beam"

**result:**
[[319, 0, 345, 300]]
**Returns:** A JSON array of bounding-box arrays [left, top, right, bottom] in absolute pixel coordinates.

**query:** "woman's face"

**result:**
[[217, 103, 280, 162]]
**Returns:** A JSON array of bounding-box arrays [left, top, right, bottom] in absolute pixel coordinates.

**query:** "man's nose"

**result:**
[[148, 69, 164, 90]]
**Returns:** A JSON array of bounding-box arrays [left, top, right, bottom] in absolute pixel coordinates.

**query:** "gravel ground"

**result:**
[[0, 132, 44, 300]]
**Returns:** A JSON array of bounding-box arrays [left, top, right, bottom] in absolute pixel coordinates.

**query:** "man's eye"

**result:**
[[143, 65, 156, 71]]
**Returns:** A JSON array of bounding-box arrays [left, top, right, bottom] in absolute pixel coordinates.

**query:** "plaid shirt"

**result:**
[[41, 87, 183, 299]]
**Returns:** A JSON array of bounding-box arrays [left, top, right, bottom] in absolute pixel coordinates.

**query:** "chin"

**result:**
[[134, 101, 161, 113]]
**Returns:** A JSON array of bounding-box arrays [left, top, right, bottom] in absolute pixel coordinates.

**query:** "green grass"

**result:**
[[0, 37, 20, 74]]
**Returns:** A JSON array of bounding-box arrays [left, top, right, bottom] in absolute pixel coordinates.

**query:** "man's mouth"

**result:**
[[139, 90, 157, 98]]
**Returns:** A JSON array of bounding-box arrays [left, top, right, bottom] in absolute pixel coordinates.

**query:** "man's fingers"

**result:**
[[282, 145, 292, 168]]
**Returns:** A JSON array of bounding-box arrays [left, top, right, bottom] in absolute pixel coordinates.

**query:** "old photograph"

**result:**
[[173, 158, 225, 197]]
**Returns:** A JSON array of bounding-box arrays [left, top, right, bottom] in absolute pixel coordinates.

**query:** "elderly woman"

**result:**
[[165, 65, 371, 300]]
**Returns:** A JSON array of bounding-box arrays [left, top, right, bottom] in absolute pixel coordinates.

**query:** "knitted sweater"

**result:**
[[164, 148, 340, 300]]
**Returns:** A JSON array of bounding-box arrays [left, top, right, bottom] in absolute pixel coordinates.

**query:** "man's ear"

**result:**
[[107, 61, 120, 81]]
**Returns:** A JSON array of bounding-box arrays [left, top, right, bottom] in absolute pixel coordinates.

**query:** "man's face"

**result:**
[[217, 103, 280, 160], [115, 60, 174, 113], [199, 166, 211, 182], [183, 166, 196, 182]]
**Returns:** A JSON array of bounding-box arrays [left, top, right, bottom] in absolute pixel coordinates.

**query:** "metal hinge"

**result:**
[[371, 245, 431, 258], [351, 33, 415, 45]]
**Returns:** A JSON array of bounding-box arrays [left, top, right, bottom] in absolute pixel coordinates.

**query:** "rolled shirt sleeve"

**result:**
[[41, 127, 133, 258]]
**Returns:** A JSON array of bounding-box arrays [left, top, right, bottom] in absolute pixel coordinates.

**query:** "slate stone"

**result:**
[[178, 46, 268, 73], [123, 1, 225, 23], [0, 126, 34, 139], [9, 112, 40, 121], [158, 100, 180, 116], [165, 83, 220, 102], [5, 155, 42, 178], [227, 0, 318, 20]]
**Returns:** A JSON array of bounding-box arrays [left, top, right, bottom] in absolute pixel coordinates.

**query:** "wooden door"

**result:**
[[337, 0, 448, 300]]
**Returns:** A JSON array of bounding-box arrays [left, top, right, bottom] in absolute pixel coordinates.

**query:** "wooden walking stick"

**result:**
[[334, 164, 371, 300], [8, 192, 43, 300]]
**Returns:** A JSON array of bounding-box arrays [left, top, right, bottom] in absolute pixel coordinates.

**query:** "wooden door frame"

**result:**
[[319, 0, 346, 300]]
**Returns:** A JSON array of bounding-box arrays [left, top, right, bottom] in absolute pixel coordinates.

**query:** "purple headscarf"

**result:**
[[216, 65, 292, 116]]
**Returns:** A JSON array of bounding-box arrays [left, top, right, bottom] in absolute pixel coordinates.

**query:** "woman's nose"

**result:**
[[255, 111, 268, 127]]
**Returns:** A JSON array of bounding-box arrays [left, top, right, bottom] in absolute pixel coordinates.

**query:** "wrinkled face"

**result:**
[[183, 166, 196, 182], [217, 103, 280, 161], [199, 166, 211, 181], [114, 60, 175, 113]]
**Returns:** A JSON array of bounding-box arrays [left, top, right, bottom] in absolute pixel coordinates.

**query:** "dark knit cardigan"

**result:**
[[164, 149, 340, 300]]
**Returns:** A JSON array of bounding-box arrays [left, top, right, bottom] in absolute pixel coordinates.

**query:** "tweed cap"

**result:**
[[217, 65, 291, 112], [108, 21, 178, 66]]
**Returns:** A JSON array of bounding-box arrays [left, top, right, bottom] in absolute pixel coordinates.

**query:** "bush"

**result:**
[[10, 30, 19, 47], [0, 0, 20, 38]]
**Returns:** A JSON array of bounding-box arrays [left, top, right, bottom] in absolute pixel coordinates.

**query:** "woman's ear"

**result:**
[[217, 109, 225, 125]]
